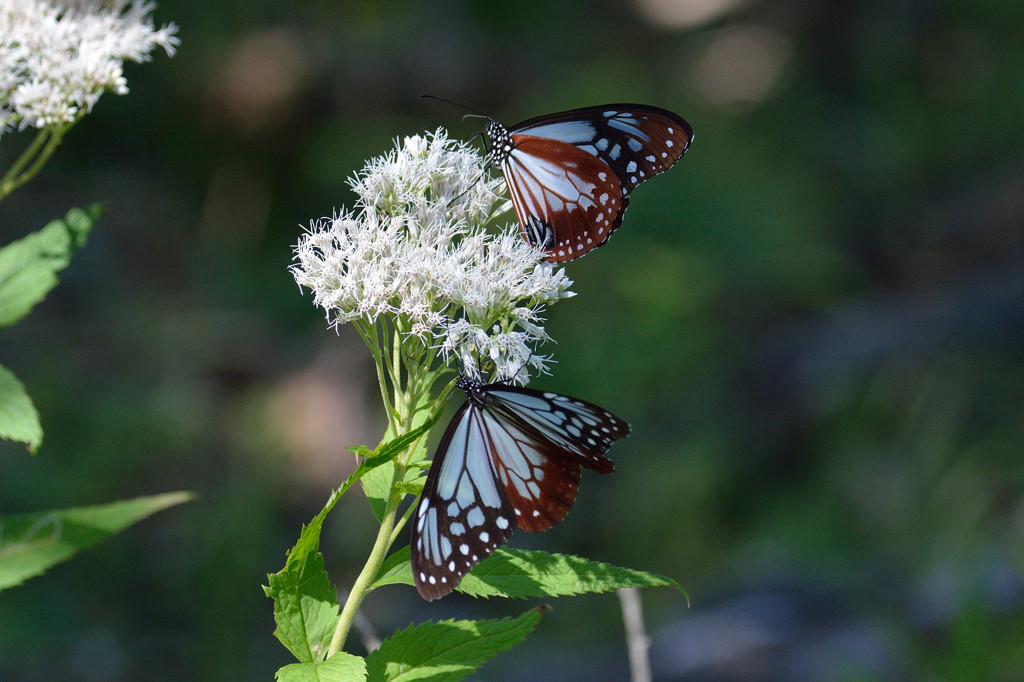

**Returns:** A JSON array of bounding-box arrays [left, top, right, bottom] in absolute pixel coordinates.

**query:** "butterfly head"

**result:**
[[484, 119, 513, 165], [455, 375, 489, 403]]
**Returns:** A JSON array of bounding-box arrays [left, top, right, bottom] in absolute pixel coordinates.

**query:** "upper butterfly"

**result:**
[[485, 103, 693, 262]]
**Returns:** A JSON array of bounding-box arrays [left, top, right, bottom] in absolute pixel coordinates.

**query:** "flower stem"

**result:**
[[355, 320, 395, 426], [0, 129, 50, 190], [0, 119, 78, 203], [327, 457, 407, 656], [327, 323, 438, 658]]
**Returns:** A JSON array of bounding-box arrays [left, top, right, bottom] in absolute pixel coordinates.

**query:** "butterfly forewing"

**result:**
[[491, 103, 693, 261], [483, 386, 627, 472], [410, 380, 630, 600], [512, 105, 692, 194], [411, 402, 517, 601]]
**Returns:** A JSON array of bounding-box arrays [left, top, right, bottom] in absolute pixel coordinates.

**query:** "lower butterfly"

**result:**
[[410, 376, 630, 600]]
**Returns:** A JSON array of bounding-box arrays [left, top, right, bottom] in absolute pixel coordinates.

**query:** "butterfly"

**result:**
[[485, 103, 693, 262], [410, 376, 630, 600]]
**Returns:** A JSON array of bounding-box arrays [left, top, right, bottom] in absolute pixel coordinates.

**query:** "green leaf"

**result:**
[[0, 204, 99, 327], [265, 411, 445, 665], [0, 491, 193, 591], [372, 547, 680, 599], [365, 607, 547, 682], [361, 396, 439, 521], [0, 361, 41, 451], [346, 444, 374, 458], [264, 488, 345, 663], [372, 546, 417, 588], [275, 653, 367, 681]]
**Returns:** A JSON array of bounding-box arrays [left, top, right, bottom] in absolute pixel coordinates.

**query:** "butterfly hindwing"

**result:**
[[502, 136, 624, 260], [410, 379, 630, 600], [477, 404, 585, 533]]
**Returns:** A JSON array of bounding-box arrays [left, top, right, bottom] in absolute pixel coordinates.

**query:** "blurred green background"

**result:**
[[2, 0, 1023, 679]]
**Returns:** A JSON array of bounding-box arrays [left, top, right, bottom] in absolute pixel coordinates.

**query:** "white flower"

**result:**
[[292, 129, 575, 383], [0, 0, 178, 136]]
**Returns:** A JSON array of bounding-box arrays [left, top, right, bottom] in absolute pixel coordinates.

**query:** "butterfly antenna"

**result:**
[[419, 95, 499, 158], [419, 95, 489, 119]]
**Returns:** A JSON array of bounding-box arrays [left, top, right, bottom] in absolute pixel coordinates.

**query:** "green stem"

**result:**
[[0, 119, 78, 203], [355, 320, 395, 429], [0, 129, 50, 189], [388, 497, 418, 547], [328, 456, 408, 656], [327, 321, 438, 658]]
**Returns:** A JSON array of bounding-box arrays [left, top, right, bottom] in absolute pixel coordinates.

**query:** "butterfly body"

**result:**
[[487, 104, 693, 262], [410, 376, 630, 600]]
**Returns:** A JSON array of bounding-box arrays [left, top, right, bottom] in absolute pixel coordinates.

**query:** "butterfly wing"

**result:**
[[500, 104, 693, 262], [502, 137, 624, 261], [480, 386, 630, 531], [410, 382, 631, 600], [475, 398, 586, 533], [410, 402, 517, 601], [510, 104, 693, 194]]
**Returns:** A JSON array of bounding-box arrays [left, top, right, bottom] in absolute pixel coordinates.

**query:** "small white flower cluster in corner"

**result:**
[[291, 129, 575, 383], [0, 0, 179, 135]]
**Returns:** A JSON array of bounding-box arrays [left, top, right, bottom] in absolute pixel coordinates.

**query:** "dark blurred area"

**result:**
[[1, 0, 1022, 679]]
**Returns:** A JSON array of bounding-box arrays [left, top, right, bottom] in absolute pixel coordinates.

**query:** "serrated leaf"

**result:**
[[265, 551, 340, 664], [346, 444, 374, 458], [0, 204, 99, 327], [266, 411, 444, 664], [459, 549, 679, 598], [275, 652, 367, 681], [372, 547, 679, 599], [365, 607, 546, 682], [0, 491, 193, 591], [0, 361, 41, 450], [265, 488, 345, 663]]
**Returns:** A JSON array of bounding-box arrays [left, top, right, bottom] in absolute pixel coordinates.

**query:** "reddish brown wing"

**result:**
[[479, 386, 626, 531], [508, 104, 694, 196], [478, 408, 586, 532], [503, 134, 624, 262]]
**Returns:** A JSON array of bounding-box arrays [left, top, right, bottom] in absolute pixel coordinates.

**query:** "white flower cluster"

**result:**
[[292, 129, 575, 383], [0, 0, 178, 135]]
